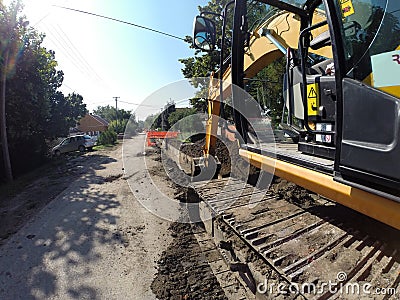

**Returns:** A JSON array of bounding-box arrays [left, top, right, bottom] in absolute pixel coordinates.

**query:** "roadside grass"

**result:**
[[0, 146, 100, 201], [93, 143, 117, 151], [0, 143, 120, 202], [0, 157, 66, 202]]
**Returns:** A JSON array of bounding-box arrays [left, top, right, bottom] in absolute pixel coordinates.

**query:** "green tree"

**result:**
[[98, 128, 117, 145], [245, 58, 285, 125], [93, 104, 131, 122], [147, 102, 176, 130], [137, 120, 144, 132], [179, 0, 270, 112], [46, 92, 87, 138], [125, 118, 139, 137], [143, 113, 159, 130], [168, 107, 204, 134], [0, 1, 87, 180], [108, 119, 128, 134], [168, 107, 196, 126], [0, 0, 28, 181]]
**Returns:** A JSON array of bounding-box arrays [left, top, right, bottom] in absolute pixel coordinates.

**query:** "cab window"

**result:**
[[335, 0, 400, 87]]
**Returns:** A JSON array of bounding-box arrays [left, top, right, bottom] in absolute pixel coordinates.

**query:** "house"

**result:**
[[77, 114, 109, 136]]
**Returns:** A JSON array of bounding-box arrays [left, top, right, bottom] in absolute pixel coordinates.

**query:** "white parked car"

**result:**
[[52, 135, 95, 156]]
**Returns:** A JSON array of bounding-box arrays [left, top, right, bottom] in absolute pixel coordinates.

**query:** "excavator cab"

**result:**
[[253, 0, 400, 199], [283, 0, 400, 198]]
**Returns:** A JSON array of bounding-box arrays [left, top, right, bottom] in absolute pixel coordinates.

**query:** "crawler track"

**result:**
[[189, 178, 400, 299]]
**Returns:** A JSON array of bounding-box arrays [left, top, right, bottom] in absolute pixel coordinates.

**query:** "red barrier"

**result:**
[[146, 131, 179, 147]]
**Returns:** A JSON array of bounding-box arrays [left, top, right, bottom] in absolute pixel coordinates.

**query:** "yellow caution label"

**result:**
[[339, 0, 355, 17], [307, 83, 319, 116]]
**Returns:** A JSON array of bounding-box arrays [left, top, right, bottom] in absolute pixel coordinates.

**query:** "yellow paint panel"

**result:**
[[363, 73, 372, 86], [340, 0, 355, 17], [307, 83, 319, 116], [379, 85, 400, 98]]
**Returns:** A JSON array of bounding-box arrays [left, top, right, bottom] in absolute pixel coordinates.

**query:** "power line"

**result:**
[[43, 22, 107, 88], [62, 83, 74, 91], [32, 0, 70, 26], [87, 99, 159, 108], [53, 5, 186, 41], [50, 24, 90, 75], [55, 24, 106, 85], [43, 23, 89, 75], [55, 24, 104, 83], [118, 100, 159, 108]]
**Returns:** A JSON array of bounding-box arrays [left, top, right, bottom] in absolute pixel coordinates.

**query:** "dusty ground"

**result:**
[[0, 135, 231, 299], [123, 137, 229, 299], [0, 153, 89, 246], [0, 136, 172, 299]]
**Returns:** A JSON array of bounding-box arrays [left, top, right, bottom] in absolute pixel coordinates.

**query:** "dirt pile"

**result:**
[[179, 137, 236, 177], [151, 222, 227, 300], [270, 177, 318, 209]]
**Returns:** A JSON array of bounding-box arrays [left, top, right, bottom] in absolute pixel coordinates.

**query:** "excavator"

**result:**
[[192, 0, 400, 231]]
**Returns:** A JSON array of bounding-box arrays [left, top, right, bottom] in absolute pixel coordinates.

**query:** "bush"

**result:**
[[98, 129, 117, 145], [108, 119, 128, 134]]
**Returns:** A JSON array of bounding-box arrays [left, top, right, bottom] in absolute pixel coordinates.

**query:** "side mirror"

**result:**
[[193, 16, 216, 51]]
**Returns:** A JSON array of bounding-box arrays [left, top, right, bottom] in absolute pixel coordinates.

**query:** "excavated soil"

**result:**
[[146, 149, 228, 300], [150, 222, 227, 300], [147, 141, 317, 299], [269, 177, 320, 209], [177, 136, 257, 179], [153, 136, 400, 300], [150, 139, 400, 299], [178, 137, 231, 176]]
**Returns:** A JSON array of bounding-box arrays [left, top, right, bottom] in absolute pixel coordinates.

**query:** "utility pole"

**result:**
[[161, 107, 165, 131], [0, 5, 26, 182], [0, 50, 13, 182], [114, 96, 120, 128]]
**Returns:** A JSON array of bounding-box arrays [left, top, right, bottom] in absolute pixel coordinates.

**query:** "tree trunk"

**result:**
[[1, 50, 13, 182]]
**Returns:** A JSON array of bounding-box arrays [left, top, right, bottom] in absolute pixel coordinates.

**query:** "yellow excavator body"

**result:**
[[202, 8, 400, 230]]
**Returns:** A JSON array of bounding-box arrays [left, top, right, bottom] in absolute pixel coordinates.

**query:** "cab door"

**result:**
[[340, 78, 400, 195], [331, 0, 400, 196]]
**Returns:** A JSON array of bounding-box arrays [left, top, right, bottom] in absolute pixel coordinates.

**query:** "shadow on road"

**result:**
[[0, 153, 123, 299]]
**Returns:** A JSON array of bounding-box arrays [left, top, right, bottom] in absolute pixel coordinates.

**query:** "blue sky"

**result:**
[[13, 0, 208, 119]]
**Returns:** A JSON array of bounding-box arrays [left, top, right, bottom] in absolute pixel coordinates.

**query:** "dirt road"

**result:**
[[0, 135, 174, 299]]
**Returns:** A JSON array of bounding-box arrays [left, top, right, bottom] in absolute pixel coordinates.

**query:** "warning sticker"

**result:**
[[307, 83, 319, 116], [339, 0, 355, 17]]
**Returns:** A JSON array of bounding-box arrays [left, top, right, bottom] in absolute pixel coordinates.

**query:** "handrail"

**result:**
[[298, 20, 336, 136]]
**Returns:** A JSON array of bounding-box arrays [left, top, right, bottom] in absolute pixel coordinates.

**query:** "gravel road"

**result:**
[[0, 135, 174, 299]]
